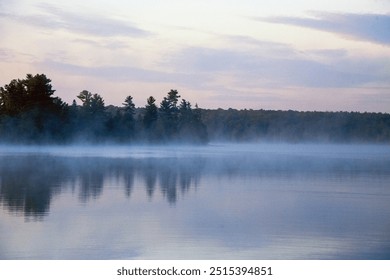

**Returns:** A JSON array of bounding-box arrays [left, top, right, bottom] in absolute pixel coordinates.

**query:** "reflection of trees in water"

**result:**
[[156, 158, 203, 204], [0, 155, 204, 217], [142, 160, 157, 199], [0, 156, 65, 220], [160, 161, 178, 204], [124, 168, 135, 198], [78, 164, 105, 202], [2, 152, 388, 218]]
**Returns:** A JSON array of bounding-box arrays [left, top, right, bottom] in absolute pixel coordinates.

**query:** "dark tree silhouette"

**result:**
[[1, 73, 389, 144], [143, 96, 158, 128], [76, 90, 106, 141], [158, 89, 182, 139], [123, 96, 136, 118], [0, 74, 67, 142]]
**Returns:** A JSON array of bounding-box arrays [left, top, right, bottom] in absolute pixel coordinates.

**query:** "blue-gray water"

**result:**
[[0, 144, 389, 259]]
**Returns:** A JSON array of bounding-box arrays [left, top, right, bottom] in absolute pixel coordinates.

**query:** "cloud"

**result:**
[[259, 12, 390, 45], [0, 48, 37, 64], [41, 4, 151, 38], [172, 45, 379, 88], [307, 49, 348, 58], [0, 3, 151, 38], [0, 48, 14, 62], [42, 60, 173, 83]]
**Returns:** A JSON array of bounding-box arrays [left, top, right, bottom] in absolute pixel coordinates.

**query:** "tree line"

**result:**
[[1, 74, 389, 144], [0, 74, 208, 144], [201, 108, 390, 143]]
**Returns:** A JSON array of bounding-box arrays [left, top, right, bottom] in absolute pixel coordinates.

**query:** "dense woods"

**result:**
[[1, 74, 389, 144], [0, 74, 208, 144], [202, 108, 390, 143]]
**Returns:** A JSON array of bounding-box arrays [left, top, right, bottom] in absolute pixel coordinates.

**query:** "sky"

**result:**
[[0, 0, 389, 112]]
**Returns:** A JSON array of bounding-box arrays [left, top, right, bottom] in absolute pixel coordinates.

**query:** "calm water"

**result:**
[[0, 143, 389, 259]]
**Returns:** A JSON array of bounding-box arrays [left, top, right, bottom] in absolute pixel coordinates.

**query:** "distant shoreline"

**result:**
[[1, 74, 389, 145]]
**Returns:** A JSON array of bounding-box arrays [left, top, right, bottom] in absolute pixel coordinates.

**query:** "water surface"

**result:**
[[0, 144, 389, 259]]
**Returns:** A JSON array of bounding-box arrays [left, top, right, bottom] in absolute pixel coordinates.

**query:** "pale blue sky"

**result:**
[[1, 0, 389, 112]]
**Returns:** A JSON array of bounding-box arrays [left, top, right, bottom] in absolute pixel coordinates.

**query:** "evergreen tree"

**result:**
[[0, 74, 61, 116], [123, 95, 136, 119], [0, 74, 67, 143], [143, 96, 158, 128], [77, 90, 93, 108], [90, 94, 105, 115], [76, 90, 106, 140], [167, 89, 180, 108], [159, 89, 181, 139], [177, 100, 208, 143], [122, 95, 136, 140]]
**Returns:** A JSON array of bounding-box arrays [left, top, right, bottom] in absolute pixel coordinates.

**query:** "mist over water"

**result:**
[[0, 143, 389, 259]]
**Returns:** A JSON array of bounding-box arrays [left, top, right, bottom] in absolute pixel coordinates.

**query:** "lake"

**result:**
[[0, 143, 389, 259]]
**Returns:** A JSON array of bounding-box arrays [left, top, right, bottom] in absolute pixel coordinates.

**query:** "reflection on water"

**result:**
[[0, 156, 204, 216], [0, 144, 390, 259]]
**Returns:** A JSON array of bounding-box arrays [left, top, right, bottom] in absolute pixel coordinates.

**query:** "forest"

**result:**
[[1, 74, 389, 144], [0, 74, 207, 144]]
